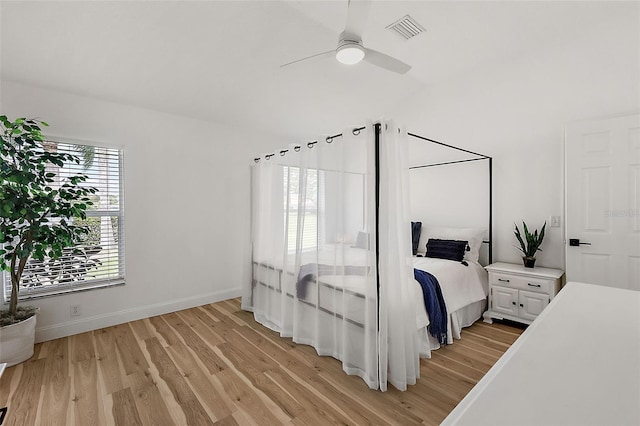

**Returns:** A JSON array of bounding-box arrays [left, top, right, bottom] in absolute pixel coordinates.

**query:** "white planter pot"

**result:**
[[0, 314, 37, 367]]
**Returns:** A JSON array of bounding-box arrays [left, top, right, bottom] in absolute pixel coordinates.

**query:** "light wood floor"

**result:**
[[0, 298, 524, 425]]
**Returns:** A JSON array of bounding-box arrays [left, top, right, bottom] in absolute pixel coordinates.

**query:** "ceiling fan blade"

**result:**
[[344, 0, 371, 37], [363, 47, 411, 74], [280, 50, 335, 68]]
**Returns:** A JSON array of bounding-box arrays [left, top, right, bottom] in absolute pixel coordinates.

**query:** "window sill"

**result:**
[[9, 279, 126, 302]]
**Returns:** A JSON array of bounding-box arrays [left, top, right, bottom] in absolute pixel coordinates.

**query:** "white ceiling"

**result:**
[[0, 1, 626, 141]]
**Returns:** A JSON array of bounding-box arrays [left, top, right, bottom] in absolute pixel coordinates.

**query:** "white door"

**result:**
[[518, 290, 549, 321], [565, 113, 640, 290]]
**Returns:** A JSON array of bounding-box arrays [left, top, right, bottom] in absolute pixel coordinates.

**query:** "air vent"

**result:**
[[386, 15, 425, 40]]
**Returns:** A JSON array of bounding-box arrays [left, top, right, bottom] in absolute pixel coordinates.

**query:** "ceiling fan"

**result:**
[[281, 0, 412, 74]]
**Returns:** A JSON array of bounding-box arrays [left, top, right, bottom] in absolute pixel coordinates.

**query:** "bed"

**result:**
[[246, 121, 493, 390], [411, 225, 490, 355], [251, 243, 375, 329], [251, 226, 489, 359], [412, 256, 488, 356], [250, 249, 487, 389]]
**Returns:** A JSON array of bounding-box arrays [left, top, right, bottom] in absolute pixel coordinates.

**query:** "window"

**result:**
[[2, 140, 125, 300], [284, 166, 325, 253]]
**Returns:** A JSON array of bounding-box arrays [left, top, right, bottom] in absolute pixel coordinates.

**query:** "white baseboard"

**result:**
[[34, 287, 242, 343]]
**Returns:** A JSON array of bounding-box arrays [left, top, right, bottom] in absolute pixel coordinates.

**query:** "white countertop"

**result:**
[[442, 282, 640, 426]]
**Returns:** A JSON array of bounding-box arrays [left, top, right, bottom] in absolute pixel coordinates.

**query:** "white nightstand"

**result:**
[[483, 262, 565, 325]]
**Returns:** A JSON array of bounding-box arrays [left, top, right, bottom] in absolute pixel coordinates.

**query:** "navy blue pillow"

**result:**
[[425, 239, 468, 262], [411, 222, 422, 255]]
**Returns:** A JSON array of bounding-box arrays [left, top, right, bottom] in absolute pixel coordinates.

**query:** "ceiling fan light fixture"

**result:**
[[336, 43, 365, 65]]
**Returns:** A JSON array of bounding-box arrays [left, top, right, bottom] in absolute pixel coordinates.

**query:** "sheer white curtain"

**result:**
[[377, 121, 420, 391], [244, 121, 419, 391], [245, 125, 380, 389]]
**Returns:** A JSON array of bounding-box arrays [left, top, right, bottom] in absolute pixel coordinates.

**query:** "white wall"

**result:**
[[394, 5, 640, 270], [3, 3, 638, 340], [1, 81, 283, 342], [409, 159, 492, 263]]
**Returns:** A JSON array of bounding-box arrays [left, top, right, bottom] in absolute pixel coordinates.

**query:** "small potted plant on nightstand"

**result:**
[[0, 116, 96, 366], [514, 221, 546, 268]]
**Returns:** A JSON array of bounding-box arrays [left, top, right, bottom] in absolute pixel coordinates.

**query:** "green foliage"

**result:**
[[72, 144, 95, 170], [0, 116, 98, 322], [75, 217, 101, 246], [111, 216, 119, 243], [514, 221, 546, 258]]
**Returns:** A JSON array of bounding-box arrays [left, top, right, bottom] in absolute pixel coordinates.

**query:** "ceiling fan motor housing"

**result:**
[[336, 31, 365, 64]]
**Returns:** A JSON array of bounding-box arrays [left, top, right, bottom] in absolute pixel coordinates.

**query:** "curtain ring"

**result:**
[[254, 157, 260, 163], [265, 153, 274, 160], [294, 145, 301, 152], [352, 128, 361, 136], [307, 141, 317, 149], [326, 136, 333, 144], [280, 149, 288, 156]]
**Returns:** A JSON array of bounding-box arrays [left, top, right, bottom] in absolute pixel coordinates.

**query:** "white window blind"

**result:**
[[2, 141, 125, 300]]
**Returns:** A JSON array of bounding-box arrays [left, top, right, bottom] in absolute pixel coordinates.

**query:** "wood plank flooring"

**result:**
[[0, 298, 524, 425]]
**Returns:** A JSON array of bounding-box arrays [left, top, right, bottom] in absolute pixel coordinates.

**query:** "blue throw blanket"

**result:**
[[414, 269, 448, 345], [296, 263, 368, 299], [296, 263, 335, 299]]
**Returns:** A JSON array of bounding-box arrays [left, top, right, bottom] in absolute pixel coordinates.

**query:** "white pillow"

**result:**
[[418, 226, 486, 263]]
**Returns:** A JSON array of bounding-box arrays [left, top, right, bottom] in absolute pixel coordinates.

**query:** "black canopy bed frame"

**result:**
[[405, 130, 493, 265], [248, 122, 493, 391], [250, 122, 493, 327]]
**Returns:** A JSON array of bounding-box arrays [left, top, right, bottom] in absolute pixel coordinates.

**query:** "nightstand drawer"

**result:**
[[490, 272, 552, 294]]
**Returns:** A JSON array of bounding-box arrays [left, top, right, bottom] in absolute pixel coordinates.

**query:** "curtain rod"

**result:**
[[253, 127, 492, 163], [254, 126, 366, 163]]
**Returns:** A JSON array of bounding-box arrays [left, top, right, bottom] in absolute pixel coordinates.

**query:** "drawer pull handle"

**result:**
[[520, 303, 524, 307], [498, 278, 510, 282], [527, 283, 541, 288]]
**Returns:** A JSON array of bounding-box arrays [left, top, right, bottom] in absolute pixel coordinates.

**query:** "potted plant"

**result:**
[[0, 116, 97, 366], [514, 221, 546, 268]]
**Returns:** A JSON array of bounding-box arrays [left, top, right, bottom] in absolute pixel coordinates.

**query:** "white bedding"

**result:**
[[411, 257, 488, 353], [412, 257, 488, 329], [253, 251, 488, 353]]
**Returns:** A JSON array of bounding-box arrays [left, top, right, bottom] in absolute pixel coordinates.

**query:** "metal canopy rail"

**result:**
[[406, 132, 493, 264]]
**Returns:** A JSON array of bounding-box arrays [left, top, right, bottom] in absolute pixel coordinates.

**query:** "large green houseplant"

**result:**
[[514, 221, 546, 268], [0, 116, 96, 365]]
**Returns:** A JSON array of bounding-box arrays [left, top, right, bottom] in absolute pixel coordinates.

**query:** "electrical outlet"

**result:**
[[70, 304, 81, 317], [550, 216, 561, 228]]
